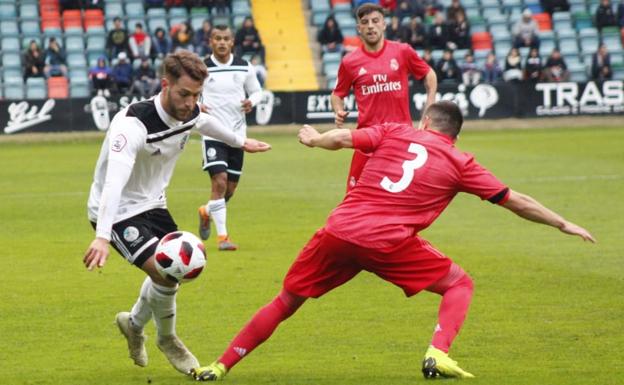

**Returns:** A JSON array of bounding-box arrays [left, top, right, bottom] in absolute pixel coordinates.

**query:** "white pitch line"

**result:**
[[0, 175, 622, 200]]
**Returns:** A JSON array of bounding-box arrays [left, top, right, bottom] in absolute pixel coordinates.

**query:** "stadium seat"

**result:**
[[148, 18, 169, 34], [70, 84, 90, 98], [84, 9, 104, 29], [21, 20, 41, 36], [312, 11, 330, 26], [169, 7, 188, 18], [4, 82, 25, 100], [343, 35, 362, 51], [147, 7, 167, 17], [0, 20, 19, 37], [19, 3, 38, 20], [322, 51, 342, 64], [310, 0, 331, 12], [26, 77, 47, 100], [62, 10, 83, 30], [65, 36, 85, 52], [1, 52, 22, 69], [532, 13, 552, 31], [0, 3, 16, 19], [125, 3, 145, 18], [573, 12, 593, 30], [67, 53, 88, 68], [471, 32, 493, 51], [86, 36, 106, 54], [539, 39, 556, 56], [1, 37, 20, 53], [490, 25, 511, 42], [323, 62, 339, 77]]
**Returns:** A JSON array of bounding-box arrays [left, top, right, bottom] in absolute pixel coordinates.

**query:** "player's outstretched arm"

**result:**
[[298, 124, 353, 150], [242, 138, 271, 153], [502, 190, 596, 242]]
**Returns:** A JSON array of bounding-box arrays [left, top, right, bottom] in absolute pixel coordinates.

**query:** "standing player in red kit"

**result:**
[[191, 101, 595, 381], [331, 3, 437, 190]]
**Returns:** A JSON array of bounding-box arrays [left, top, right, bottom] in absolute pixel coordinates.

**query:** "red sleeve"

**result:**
[[332, 60, 353, 98], [458, 156, 509, 205], [403, 43, 431, 80], [351, 125, 385, 153]]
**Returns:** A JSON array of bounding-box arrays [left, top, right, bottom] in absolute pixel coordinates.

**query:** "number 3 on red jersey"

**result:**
[[380, 143, 428, 193]]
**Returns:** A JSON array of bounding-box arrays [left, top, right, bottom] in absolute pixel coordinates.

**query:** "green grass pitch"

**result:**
[[0, 125, 622, 385]]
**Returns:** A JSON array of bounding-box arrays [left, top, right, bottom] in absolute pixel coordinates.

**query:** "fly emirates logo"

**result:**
[[361, 74, 401, 96]]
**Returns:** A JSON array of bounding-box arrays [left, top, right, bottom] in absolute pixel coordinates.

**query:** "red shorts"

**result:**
[[283, 228, 452, 298], [346, 150, 371, 192]]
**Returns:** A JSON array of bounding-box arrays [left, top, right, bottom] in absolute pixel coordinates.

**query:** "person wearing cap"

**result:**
[[512, 9, 540, 49], [112, 51, 133, 94]]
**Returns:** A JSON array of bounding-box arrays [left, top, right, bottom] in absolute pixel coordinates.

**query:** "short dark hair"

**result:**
[[356, 3, 385, 20], [424, 101, 463, 138], [162, 51, 208, 83], [213, 24, 230, 32]]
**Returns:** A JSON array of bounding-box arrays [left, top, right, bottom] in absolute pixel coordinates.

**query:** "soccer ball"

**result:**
[[154, 231, 206, 284]]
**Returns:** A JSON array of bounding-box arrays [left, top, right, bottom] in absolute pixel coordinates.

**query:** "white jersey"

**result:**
[[201, 54, 262, 141], [87, 94, 245, 241]]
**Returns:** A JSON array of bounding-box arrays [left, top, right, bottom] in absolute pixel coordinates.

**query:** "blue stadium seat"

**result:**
[[333, 3, 352, 12], [0, 3, 16, 19], [147, 7, 167, 18], [169, 16, 188, 28], [480, 0, 500, 7], [169, 7, 188, 18], [2, 52, 22, 69], [322, 51, 342, 64], [105, 2, 124, 18], [0, 20, 19, 36], [579, 36, 599, 54], [87, 36, 106, 54], [323, 62, 339, 77], [19, 3, 38, 20], [70, 85, 91, 98], [310, 0, 331, 12], [191, 16, 208, 30], [1, 37, 20, 53], [65, 36, 85, 52], [125, 3, 145, 18], [21, 20, 41, 35], [26, 77, 47, 100], [539, 39, 556, 56], [559, 38, 579, 56], [67, 53, 88, 68]]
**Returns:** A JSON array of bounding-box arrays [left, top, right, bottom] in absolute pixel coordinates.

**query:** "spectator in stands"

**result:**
[[482, 52, 503, 82], [171, 22, 195, 52], [524, 47, 543, 82], [618, 0, 624, 27], [112, 51, 133, 94], [422, 48, 436, 67], [591, 43, 613, 80], [435, 49, 461, 82], [235, 17, 265, 62], [129, 23, 152, 60], [386, 16, 409, 42], [395, 0, 425, 22], [131, 58, 160, 97], [194, 19, 213, 57], [460, 52, 481, 85], [446, 0, 466, 22], [512, 9, 540, 49], [23, 40, 46, 81], [107, 17, 130, 61], [595, 0, 618, 31], [251, 54, 267, 87], [44, 37, 68, 78], [503, 47, 523, 81], [165, 0, 184, 8], [540, 0, 570, 15], [406, 16, 428, 48], [423, 0, 444, 16], [152, 27, 173, 59], [543, 48, 569, 81], [428, 13, 450, 50], [89, 56, 112, 97], [317, 15, 344, 54], [448, 11, 471, 50]]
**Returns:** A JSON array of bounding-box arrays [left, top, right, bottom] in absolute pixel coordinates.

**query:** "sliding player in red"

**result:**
[[192, 101, 595, 381]]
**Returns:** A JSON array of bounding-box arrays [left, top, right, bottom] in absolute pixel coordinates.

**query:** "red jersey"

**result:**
[[325, 124, 510, 251], [333, 40, 431, 129]]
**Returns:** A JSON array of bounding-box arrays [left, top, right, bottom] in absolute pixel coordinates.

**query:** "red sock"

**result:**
[[426, 263, 474, 353], [218, 290, 305, 369]]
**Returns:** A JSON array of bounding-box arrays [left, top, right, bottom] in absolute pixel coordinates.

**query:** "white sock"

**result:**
[[147, 282, 178, 337], [129, 276, 153, 330], [207, 198, 227, 237]]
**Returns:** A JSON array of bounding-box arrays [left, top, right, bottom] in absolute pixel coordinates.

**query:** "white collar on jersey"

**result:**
[[210, 53, 234, 67], [154, 92, 194, 128]]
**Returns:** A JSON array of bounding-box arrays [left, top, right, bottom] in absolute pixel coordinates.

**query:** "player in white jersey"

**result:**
[[83, 51, 270, 376], [197, 25, 263, 251]]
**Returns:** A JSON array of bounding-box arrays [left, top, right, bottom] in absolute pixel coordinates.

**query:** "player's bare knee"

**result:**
[[211, 173, 228, 197]]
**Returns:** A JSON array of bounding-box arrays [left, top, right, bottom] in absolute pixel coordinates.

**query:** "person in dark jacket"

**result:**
[[317, 15, 344, 54], [435, 49, 461, 82], [44, 37, 68, 78], [235, 17, 265, 61], [595, 0, 617, 31], [152, 27, 173, 59], [106, 17, 130, 61], [428, 13, 450, 50], [543, 48, 569, 82], [23, 40, 46, 81], [591, 43, 613, 80], [524, 47, 543, 82], [131, 58, 160, 97], [112, 51, 133, 94]]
